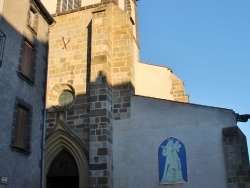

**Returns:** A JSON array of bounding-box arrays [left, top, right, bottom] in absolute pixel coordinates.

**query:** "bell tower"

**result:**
[[42, 0, 140, 187], [41, 0, 140, 67]]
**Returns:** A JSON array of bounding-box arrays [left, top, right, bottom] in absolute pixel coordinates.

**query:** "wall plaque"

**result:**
[[158, 137, 188, 184]]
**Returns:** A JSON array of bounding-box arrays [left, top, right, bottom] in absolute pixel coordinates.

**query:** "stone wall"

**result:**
[[0, 0, 52, 187], [45, 3, 136, 187], [113, 95, 236, 188], [46, 8, 93, 146], [223, 126, 250, 188], [170, 73, 189, 102]]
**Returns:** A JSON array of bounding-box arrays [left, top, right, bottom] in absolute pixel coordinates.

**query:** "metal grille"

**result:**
[[61, 0, 79, 12], [0, 30, 6, 67]]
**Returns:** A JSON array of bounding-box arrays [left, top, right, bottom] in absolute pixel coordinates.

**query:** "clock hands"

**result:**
[[62, 37, 70, 49]]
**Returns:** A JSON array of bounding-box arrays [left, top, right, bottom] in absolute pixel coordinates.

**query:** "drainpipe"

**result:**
[[236, 114, 250, 123], [41, 21, 55, 188], [41, 37, 48, 188]]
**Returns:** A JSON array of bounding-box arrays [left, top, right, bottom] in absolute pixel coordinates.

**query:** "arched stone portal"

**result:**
[[45, 113, 89, 188], [47, 150, 79, 188]]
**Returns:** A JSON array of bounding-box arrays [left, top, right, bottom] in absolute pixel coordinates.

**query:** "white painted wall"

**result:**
[[41, 0, 57, 14], [135, 62, 174, 100], [118, 0, 125, 11], [113, 96, 235, 188], [0, 0, 5, 22], [81, 0, 101, 7]]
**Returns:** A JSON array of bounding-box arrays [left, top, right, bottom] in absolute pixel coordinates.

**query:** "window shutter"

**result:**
[[14, 107, 27, 149], [28, 10, 35, 28], [21, 41, 33, 77]]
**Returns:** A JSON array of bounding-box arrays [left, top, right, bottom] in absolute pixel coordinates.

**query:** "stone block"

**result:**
[[89, 163, 107, 171], [90, 109, 107, 117]]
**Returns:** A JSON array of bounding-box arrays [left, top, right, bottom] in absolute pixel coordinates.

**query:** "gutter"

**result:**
[[236, 114, 250, 123]]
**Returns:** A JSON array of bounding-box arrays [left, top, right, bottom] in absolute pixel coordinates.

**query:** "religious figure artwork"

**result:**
[[158, 137, 188, 184]]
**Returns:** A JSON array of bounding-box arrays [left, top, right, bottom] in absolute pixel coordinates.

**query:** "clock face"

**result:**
[[56, 36, 71, 56], [58, 90, 74, 106], [48, 84, 75, 108], [62, 36, 70, 49]]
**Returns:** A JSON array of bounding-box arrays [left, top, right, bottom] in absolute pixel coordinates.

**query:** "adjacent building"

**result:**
[[0, 0, 54, 187]]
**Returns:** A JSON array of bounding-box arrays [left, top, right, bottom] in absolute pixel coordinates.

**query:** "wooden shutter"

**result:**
[[21, 41, 33, 78], [28, 10, 35, 28], [14, 106, 28, 149], [28, 9, 38, 33]]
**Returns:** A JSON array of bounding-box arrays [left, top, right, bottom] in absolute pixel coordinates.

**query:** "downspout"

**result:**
[[41, 35, 48, 188], [41, 21, 55, 188], [236, 114, 250, 123]]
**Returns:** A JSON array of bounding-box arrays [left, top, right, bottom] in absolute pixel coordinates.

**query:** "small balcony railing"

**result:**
[[0, 30, 6, 67]]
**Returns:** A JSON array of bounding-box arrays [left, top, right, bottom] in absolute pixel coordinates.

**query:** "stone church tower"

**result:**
[[41, 0, 188, 187]]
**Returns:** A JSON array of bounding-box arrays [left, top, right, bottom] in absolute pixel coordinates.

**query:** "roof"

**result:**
[[132, 94, 235, 113]]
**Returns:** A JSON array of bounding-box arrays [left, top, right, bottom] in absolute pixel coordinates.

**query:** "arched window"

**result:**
[[61, 0, 79, 12], [158, 137, 188, 184]]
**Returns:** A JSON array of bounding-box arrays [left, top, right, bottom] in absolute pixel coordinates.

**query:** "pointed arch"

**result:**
[[45, 129, 88, 188]]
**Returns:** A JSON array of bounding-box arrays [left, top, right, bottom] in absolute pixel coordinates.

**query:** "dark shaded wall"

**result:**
[[223, 126, 250, 188], [0, 0, 52, 187]]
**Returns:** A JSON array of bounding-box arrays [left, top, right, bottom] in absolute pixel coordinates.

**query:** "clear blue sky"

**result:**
[[138, 0, 250, 152]]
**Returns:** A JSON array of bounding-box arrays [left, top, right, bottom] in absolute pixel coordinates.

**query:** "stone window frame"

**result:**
[[17, 37, 37, 85], [11, 97, 33, 155], [48, 84, 76, 108], [27, 5, 39, 35]]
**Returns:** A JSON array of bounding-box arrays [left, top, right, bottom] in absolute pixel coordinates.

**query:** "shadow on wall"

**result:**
[[44, 19, 134, 187], [0, 13, 51, 188]]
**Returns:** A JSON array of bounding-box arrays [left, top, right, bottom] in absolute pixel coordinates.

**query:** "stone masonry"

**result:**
[[223, 126, 250, 188], [46, 3, 136, 187]]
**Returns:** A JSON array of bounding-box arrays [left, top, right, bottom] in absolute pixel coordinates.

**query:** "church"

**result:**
[[0, 0, 249, 187]]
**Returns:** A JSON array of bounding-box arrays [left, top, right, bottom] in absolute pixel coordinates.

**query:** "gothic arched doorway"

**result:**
[[47, 150, 79, 188]]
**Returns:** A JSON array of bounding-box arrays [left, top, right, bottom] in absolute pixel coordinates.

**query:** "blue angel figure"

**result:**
[[160, 139, 184, 183]]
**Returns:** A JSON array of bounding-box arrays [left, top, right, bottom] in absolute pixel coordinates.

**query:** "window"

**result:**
[[48, 84, 75, 108], [11, 100, 32, 154], [14, 106, 28, 149], [18, 38, 37, 84], [28, 7, 38, 34], [58, 90, 74, 106], [21, 40, 33, 77], [61, 0, 79, 12]]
